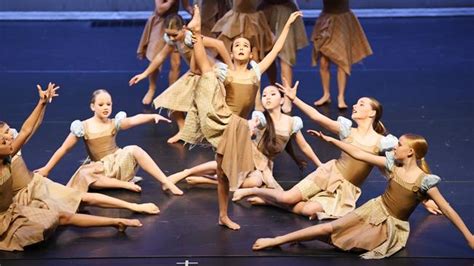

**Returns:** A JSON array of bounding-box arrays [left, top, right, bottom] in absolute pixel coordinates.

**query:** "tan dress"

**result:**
[[196, 0, 232, 37], [11, 153, 82, 214], [329, 156, 441, 259], [67, 114, 138, 192], [260, 0, 308, 66], [0, 164, 59, 251], [137, 1, 180, 61], [229, 113, 303, 191], [295, 116, 397, 220], [212, 0, 274, 61], [152, 40, 200, 113], [311, 0, 373, 75]]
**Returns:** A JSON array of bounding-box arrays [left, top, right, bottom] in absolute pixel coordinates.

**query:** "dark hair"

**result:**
[[367, 97, 387, 135], [164, 14, 184, 31], [230, 36, 254, 54], [90, 89, 110, 104], [0, 121, 5, 128]]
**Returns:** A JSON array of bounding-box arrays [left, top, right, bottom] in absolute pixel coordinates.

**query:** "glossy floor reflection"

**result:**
[[0, 17, 473, 265]]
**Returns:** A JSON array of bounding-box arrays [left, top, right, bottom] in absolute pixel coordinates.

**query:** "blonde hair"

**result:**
[[402, 133, 431, 174]]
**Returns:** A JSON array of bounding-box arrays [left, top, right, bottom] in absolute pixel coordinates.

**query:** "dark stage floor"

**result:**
[[0, 17, 473, 265]]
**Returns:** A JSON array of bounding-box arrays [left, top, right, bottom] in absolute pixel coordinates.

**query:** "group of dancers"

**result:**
[[1, 0, 473, 259]]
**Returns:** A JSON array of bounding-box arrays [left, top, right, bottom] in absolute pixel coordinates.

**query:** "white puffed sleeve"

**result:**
[[214, 61, 229, 83], [291, 116, 303, 135], [249, 60, 261, 81], [184, 30, 194, 48], [384, 151, 396, 172], [337, 116, 352, 140], [163, 33, 176, 46], [379, 134, 398, 152], [70, 120, 84, 138], [251, 111, 267, 130], [114, 111, 127, 131], [420, 175, 441, 194]]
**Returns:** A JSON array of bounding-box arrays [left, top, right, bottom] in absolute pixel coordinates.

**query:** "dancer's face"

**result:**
[[90, 92, 113, 119], [165, 28, 184, 42], [231, 38, 252, 61], [0, 135, 13, 157], [262, 86, 283, 111], [393, 136, 413, 160], [0, 123, 13, 141], [351, 97, 376, 120]]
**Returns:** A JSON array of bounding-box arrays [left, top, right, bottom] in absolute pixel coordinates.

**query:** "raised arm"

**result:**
[[309, 130, 386, 168], [12, 83, 59, 156], [276, 82, 340, 134], [202, 36, 233, 67], [119, 114, 171, 130], [129, 44, 175, 86], [35, 133, 79, 176], [294, 131, 323, 167], [258, 11, 303, 74], [427, 187, 474, 249]]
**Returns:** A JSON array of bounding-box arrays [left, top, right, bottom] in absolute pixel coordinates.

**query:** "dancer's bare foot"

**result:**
[[142, 89, 155, 105], [162, 182, 184, 196], [187, 5, 201, 33], [218, 215, 240, 230], [253, 238, 278, 250], [125, 182, 142, 192], [247, 196, 266, 205], [132, 203, 160, 215], [167, 169, 192, 185], [232, 188, 252, 202], [314, 94, 331, 106], [115, 218, 142, 232], [337, 96, 348, 110], [186, 176, 217, 185], [167, 132, 182, 144]]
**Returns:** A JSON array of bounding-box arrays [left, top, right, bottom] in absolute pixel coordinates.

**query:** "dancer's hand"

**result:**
[[34, 166, 50, 177], [153, 114, 171, 124], [422, 199, 443, 215], [275, 80, 298, 101], [37, 82, 59, 104], [468, 234, 474, 249], [129, 73, 147, 86], [248, 115, 260, 135], [307, 130, 334, 143], [286, 11, 303, 26]]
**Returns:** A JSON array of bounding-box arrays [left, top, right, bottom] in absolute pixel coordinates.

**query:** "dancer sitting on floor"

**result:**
[[180, 6, 302, 230], [0, 84, 141, 251], [130, 13, 233, 143], [36, 89, 183, 196], [168, 84, 322, 190], [252, 132, 474, 259]]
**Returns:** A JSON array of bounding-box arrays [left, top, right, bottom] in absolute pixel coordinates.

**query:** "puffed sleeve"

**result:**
[[114, 111, 127, 131], [251, 111, 267, 129], [249, 60, 261, 81], [337, 116, 352, 140], [214, 61, 228, 83], [184, 30, 194, 48], [379, 134, 398, 152], [70, 120, 84, 138], [420, 174, 441, 194], [384, 151, 396, 172], [291, 116, 303, 135], [163, 33, 176, 46]]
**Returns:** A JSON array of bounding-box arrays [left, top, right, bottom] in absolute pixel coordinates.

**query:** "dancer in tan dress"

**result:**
[[0, 84, 141, 252], [168, 85, 321, 190], [36, 89, 183, 196], [137, 0, 182, 105], [193, 0, 232, 37], [130, 14, 233, 143], [253, 133, 474, 259], [181, 6, 302, 230], [312, 0, 373, 109]]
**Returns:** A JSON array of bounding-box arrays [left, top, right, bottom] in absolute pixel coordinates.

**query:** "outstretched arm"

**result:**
[[427, 187, 474, 249], [258, 11, 303, 74], [294, 131, 323, 167], [276, 82, 340, 134], [309, 130, 386, 168], [119, 114, 171, 130], [35, 133, 79, 176], [12, 83, 59, 156], [202, 36, 233, 67], [129, 44, 174, 86]]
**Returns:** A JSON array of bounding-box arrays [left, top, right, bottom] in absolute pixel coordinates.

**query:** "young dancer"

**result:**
[[137, 0, 181, 105], [312, 0, 373, 109], [180, 6, 302, 230], [253, 132, 474, 259], [36, 89, 183, 195], [168, 85, 321, 190], [130, 14, 233, 143], [0, 84, 141, 251]]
